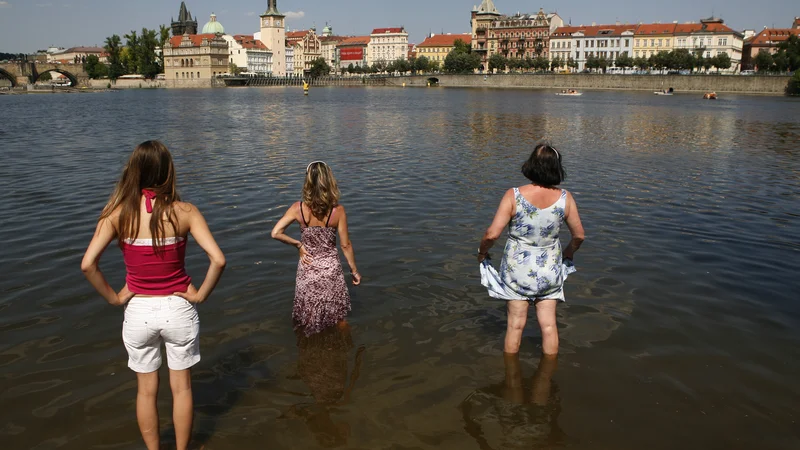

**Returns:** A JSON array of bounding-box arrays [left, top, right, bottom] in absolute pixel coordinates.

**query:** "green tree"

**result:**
[[309, 57, 331, 77], [104, 34, 124, 79], [712, 53, 732, 73], [786, 70, 800, 95], [567, 56, 578, 71], [415, 55, 431, 73], [39, 71, 52, 82], [453, 39, 471, 54], [633, 56, 649, 70], [615, 53, 633, 70], [229, 63, 244, 75], [772, 34, 800, 72], [347, 63, 355, 74], [597, 56, 609, 73], [84, 54, 108, 79], [753, 51, 774, 72], [158, 25, 170, 69], [137, 28, 161, 78], [488, 53, 506, 73], [443, 42, 480, 74], [585, 55, 599, 72], [123, 30, 139, 74], [550, 56, 562, 71]]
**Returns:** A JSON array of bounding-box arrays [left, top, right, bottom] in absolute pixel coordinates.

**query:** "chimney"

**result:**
[[591, 21, 596, 26]]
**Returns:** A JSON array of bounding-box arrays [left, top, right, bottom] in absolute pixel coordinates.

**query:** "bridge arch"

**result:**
[[0, 68, 17, 87], [35, 69, 79, 86]]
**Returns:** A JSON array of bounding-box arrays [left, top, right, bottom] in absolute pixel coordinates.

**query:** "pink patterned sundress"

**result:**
[[294, 204, 351, 336]]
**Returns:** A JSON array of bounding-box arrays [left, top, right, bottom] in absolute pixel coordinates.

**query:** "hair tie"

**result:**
[[549, 146, 560, 159], [306, 161, 327, 173]]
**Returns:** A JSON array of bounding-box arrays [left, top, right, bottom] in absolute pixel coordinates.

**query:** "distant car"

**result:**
[[740, 70, 755, 75]]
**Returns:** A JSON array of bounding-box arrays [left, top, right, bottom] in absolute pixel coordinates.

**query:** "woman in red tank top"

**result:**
[[81, 141, 226, 450]]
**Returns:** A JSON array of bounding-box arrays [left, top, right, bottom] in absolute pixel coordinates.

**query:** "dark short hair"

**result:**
[[521, 144, 566, 186]]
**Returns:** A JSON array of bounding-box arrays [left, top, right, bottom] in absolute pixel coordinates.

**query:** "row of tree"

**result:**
[[85, 26, 170, 79], [604, 49, 733, 73], [488, 53, 577, 73], [752, 35, 800, 73]]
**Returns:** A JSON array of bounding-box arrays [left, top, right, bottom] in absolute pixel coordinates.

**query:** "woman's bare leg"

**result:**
[[505, 300, 529, 353], [169, 368, 193, 450], [135, 371, 160, 450], [502, 352, 524, 403], [535, 299, 559, 355]]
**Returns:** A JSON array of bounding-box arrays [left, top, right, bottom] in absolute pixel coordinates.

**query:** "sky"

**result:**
[[0, 0, 797, 53]]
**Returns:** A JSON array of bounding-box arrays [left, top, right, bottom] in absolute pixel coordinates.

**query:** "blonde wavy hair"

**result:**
[[303, 162, 340, 220]]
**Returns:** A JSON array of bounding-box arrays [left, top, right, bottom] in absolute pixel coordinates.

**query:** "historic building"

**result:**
[[318, 25, 347, 74], [672, 18, 743, 72], [285, 46, 295, 74], [223, 35, 272, 75], [171, 2, 198, 36], [367, 27, 409, 64], [201, 13, 225, 35], [259, 0, 287, 76], [633, 23, 677, 59], [741, 18, 800, 70], [549, 24, 635, 71], [286, 29, 322, 76], [470, 1, 562, 70], [336, 36, 370, 70], [416, 34, 472, 65], [163, 33, 228, 87], [47, 47, 107, 64]]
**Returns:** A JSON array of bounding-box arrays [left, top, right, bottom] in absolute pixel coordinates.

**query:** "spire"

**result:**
[[178, 1, 188, 22], [476, 0, 499, 15]]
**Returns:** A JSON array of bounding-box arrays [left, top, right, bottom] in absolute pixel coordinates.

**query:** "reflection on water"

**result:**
[[282, 324, 364, 448], [461, 354, 563, 449], [0, 88, 799, 449]]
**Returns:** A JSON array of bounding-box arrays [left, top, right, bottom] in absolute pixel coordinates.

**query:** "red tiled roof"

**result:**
[[319, 35, 346, 43], [337, 36, 370, 46], [552, 24, 636, 37], [286, 30, 309, 39], [417, 33, 472, 47], [231, 34, 268, 50], [372, 27, 405, 34], [673, 22, 735, 34], [551, 26, 582, 37], [635, 23, 677, 35], [169, 34, 220, 47], [748, 28, 800, 46]]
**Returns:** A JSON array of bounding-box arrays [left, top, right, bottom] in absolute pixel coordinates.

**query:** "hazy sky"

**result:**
[[0, 0, 797, 52]]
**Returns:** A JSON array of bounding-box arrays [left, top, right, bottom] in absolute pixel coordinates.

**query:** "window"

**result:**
[[635, 39, 640, 46], [625, 39, 630, 47], [650, 39, 655, 47], [658, 39, 662, 47], [643, 40, 648, 47], [718, 38, 727, 46]]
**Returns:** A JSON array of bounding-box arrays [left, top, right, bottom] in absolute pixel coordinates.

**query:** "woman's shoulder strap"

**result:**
[[325, 206, 337, 227], [298, 201, 308, 227]]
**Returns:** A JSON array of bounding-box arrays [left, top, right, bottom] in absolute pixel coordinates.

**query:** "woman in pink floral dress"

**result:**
[[272, 161, 361, 335]]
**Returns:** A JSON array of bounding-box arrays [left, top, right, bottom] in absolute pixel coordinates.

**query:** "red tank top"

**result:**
[[121, 190, 192, 295]]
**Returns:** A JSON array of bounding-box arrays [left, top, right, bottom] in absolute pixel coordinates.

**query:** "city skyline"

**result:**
[[0, 0, 797, 53]]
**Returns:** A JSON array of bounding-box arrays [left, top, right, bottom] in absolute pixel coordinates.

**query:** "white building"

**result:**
[[367, 27, 409, 65], [223, 35, 273, 75], [259, 0, 286, 76], [285, 46, 295, 75], [672, 18, 743, 73], [550, 24, 635, 71]]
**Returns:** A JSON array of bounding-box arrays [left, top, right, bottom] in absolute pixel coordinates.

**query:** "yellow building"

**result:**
[[632, 23, 677, 59], [163, 33, 228, 87], [416, 34, 472, 65]]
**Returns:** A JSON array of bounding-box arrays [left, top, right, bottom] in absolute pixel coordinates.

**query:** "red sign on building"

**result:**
[[340, 47, 364, 61]]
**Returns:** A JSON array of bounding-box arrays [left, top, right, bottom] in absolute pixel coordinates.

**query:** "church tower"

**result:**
[[260, 0, 286, 76]]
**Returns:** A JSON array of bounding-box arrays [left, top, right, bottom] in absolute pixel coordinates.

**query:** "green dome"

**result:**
[[202, 13, 224, 34]]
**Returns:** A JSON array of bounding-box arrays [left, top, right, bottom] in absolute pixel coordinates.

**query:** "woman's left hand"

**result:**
[[299, 244, 313, 266], [173, 284, 205, 304], [113, 284, 135, 306], [477, 252, 489, 263]]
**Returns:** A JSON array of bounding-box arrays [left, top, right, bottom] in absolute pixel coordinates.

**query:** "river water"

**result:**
[[1, 87, 799, 449]]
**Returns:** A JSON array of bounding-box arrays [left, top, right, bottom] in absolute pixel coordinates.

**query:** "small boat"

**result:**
[[556, 90, 582, 96], [703, 92, 717, 100], [655, 87, 674, 96]]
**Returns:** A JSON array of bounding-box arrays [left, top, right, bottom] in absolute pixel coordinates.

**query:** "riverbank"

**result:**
[[385, 74, 792, 95]]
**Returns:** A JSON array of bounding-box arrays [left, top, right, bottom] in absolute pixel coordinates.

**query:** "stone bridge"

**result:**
[[0, 62, 90, 87]]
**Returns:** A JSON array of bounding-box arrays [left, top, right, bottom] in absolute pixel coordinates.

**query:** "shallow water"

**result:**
[[1, 87, 799, 449]]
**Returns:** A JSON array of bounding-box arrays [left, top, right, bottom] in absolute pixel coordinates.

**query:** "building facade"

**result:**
[[470, 1, 562, 70], [171, 1, 198, 36], [672, 18, 743, 72], [336, 36, 370, 70], [416, 34, 472, 64], [549, 25, 635, 71], [260, 0, 286, 76], [633, 23, 677, 59], [287, 29, 322, 76], [163, 33, 228, 86], [367, 27, 409, 65], [223, 35, 272, 74], [285, 46, 295, 74], [48, 46, 107, 64], [741, 18, 800, 70], [320, 35, 346, 73]]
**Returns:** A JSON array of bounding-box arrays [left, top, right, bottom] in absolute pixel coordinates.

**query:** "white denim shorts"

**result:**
[[122, 296, 200, 373]]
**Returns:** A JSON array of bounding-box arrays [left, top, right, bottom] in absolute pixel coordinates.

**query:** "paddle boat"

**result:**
[[703, 92, 717, 100], [655, 87, 674, 96], [556, 89, 583, 96]]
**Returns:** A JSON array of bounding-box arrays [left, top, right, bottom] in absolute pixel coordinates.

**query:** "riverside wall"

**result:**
[[386, 74, 791, 94]]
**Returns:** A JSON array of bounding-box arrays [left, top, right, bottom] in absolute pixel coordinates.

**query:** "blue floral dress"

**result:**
[[496, 188, 569, 301]]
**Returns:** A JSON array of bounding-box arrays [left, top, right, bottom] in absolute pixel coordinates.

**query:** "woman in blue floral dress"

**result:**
[[478, 144, 585, 355]]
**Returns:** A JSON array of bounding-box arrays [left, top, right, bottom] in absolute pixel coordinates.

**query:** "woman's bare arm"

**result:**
[[173, 204, 226, 303], [81, 215, 134, 306], [271, 202, 311, 265], [562, 192, 585, 260], [478, 189, 515, 261], [336, 206, 361, 285]]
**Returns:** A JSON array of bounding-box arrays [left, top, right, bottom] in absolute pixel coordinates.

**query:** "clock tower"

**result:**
[[260, 0, 286, 76]]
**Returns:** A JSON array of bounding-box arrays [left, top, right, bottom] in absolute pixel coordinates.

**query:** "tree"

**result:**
[[453, 39, 471, 54], [567, 56, 578, 71], [415, 55, 430, 73], [712, 53, 732, 73], [551, 56, 562, 71], [786, 70, 800, 95], [443, 42, 480, 74], [772, 34, 800, 72], [614, 53, 632, 70], [123, 30, 139, 74], [753, 51, 774, 72], [309, 57, 331, 77], [229, 63, 244, 75], [39, 72, 52, 82], [633, 56, 648, 70], [585, 55, 599, 72], [158, 25, 170, 68], [104, 34, 124, 80], [488, 53, 506, 73], [84, 54, 108, 79]]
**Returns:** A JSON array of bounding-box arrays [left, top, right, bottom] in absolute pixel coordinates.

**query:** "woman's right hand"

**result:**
[[351, 271, 361, 286], [114, 284, 135, 306]]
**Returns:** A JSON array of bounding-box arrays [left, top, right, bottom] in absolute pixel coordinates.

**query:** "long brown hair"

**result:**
[[302, 162, 340, 220], [100, 140, 181, 253]]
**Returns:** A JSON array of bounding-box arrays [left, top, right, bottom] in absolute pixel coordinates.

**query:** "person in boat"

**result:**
[[81, 140, 226, 450]]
